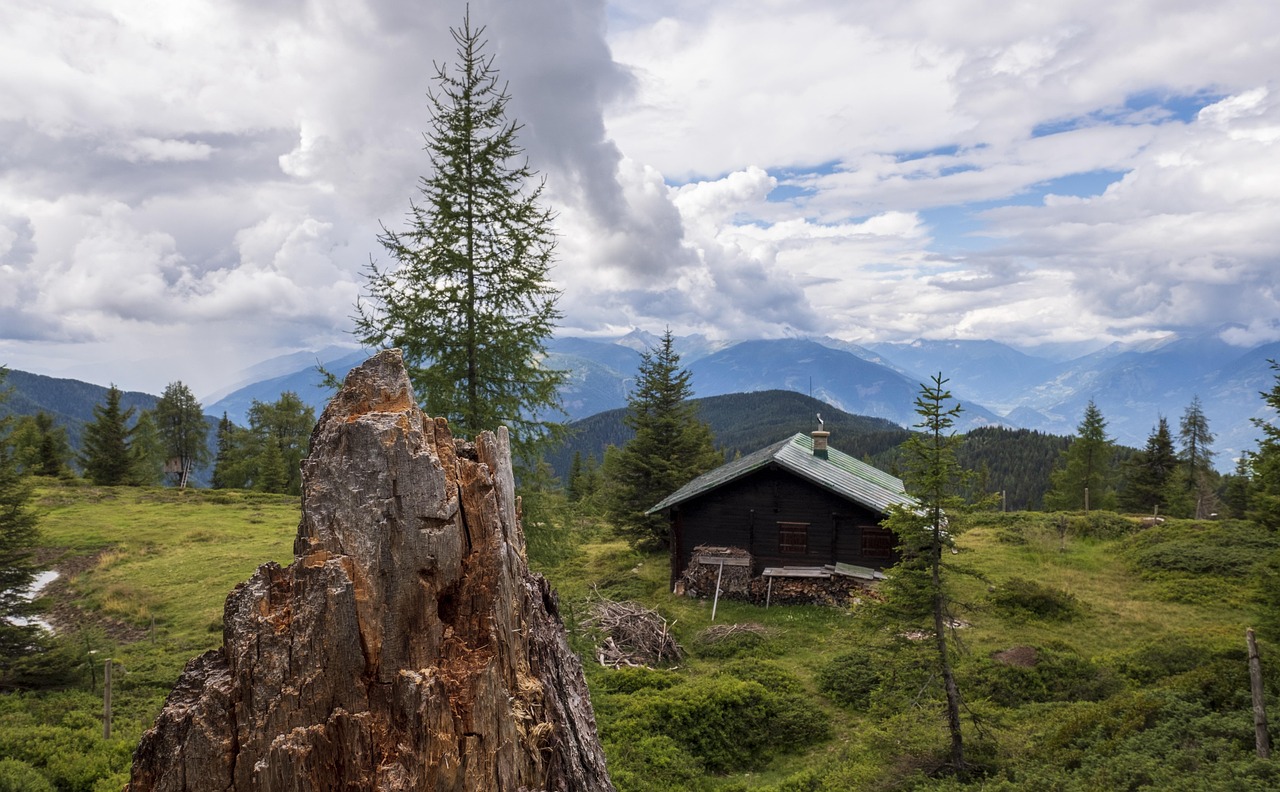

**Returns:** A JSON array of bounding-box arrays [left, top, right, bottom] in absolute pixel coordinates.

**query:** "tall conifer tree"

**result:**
[[1250, 360, 1280, 530], [1120, 417, 1178, 514], [355, 10, 564, 463], [608, 330, 721, 549], [1179, 396, 1216, 518], [79, 385, 134, 486], [878, 374, 970, 775], [1045, 400, 1116, 511]]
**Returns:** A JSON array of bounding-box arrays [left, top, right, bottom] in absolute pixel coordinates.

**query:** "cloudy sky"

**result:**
[[2, 0, 1278, 397]]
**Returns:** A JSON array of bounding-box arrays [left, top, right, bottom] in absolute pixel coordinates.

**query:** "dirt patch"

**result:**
[[992, 645, 1040, 668], [37, 548, 150, 643]]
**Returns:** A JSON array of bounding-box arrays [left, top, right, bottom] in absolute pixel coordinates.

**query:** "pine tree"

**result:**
[[0, 368, 41, 673], [79, 385, 134, 486], [1250, 359, 1280, 530], [211, 413, 251, 490], [12, 413, 71, 477], [354, 10, 564, 464], [1178, 396, 1216, 519], [255, 439, 289, 494], [1120, 417, 1178, 514], [1044, 400, 1116, 512], [878, 374, 970, 775], [155, 382, 209, 487], [608, 330, 721, 549]]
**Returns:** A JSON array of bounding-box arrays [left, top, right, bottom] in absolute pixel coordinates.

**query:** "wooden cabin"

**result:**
[[648, 430, 916, 589]]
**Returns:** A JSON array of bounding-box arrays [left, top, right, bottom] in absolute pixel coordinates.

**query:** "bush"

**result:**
[[816, 647, 882, 709], [1121, 520, 1280, 578], [0, 759, 54, 792], [604, 669, 828, 775], [598, 666, 678, 694], [988, 577, 1079, 621], [963, 646, 1118, 707]]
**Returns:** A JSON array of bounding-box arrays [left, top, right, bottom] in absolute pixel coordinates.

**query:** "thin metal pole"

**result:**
[[710, 562, 725, 622]]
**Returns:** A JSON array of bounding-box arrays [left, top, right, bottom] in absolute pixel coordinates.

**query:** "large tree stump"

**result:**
[[130, 349, 614, 792]]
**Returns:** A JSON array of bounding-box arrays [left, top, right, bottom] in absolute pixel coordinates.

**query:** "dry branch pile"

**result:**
[[697, 623, 770, 644], [583, 598, 682, 669]]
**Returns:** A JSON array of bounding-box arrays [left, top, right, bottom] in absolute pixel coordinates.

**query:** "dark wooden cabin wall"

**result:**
[[671, 465, 900, 577]]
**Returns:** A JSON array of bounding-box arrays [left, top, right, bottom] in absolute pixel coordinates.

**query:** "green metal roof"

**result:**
[[647, 432, 916, 515]]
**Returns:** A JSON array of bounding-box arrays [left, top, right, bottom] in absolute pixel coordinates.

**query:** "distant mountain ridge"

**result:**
[[9, 325, 1278, 473]]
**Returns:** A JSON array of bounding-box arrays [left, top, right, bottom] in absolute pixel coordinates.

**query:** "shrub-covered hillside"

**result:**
[[2, 483, 1278, 791]]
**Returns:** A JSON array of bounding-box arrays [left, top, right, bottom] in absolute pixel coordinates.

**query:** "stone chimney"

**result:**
[[811, 430, 830, 460]]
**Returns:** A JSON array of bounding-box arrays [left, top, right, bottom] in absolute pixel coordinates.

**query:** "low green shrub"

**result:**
[[963, 646, 1118, 707], [0, 759, 54, 792], [988, 577, 1079, 621], [597, 666, 678, 694], [816, 646, 882, 709], [1121, 519, 1280, 578]]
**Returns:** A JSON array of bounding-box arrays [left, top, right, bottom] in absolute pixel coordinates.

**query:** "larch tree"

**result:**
[[1044, 400, 1116, 512], [1178, 395, 1216, 519], [607, 329, 721, 550], [878, 374, 970, 776], [79, 385, 134, 486], [155, 382, 209, 487], [127, 410, 167, 486], [354, 10, 564, 465], [247, 392, 315, 495]]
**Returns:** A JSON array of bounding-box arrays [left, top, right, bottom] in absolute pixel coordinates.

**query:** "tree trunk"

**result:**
[[130, 349, 613, 792], [931, 526, 965, 774]]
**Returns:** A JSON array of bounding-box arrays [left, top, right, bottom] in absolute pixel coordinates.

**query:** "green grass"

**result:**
[[5, 488, 1278, 791]]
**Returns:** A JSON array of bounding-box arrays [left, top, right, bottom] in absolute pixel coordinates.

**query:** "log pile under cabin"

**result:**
[[675, 544, 884, 608], [129, 350, 614, 792]]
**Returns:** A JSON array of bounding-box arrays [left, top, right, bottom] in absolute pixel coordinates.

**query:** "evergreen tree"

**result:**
[[1178, 396, 1216, 518], [1120, 417, 1178, 514], [1044, 400, 1116, 512], [1250, 359, 1280, 530], [12, 413, 70, 477], [608, 330, 721, 549], [878, 374, 970, 775], [247, 392, 314, 495], [211, 413, 253, 490], [0, 369, 41, 675], [127, 410, 166, 486], [255, 439, 289, 494], [155, 381, 208, 487], [79, 385, 134, 486], [354, 10, 564, 464]]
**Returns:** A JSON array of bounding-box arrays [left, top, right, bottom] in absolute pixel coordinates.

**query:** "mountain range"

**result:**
[[5, 326, 1277, 471]]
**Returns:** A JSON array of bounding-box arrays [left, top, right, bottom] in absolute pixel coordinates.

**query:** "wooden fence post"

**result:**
[[1248, 628, 1272, 759], [103, 659, 112, 740]]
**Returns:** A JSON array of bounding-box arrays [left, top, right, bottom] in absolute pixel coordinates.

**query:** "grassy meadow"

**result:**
[[3, 483, 1279, 790]]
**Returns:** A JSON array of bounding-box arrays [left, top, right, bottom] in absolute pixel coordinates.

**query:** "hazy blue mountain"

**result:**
[[205, 349, 369, 426], [687, 338, 1007, 431], [866, 339, 1064, 410]]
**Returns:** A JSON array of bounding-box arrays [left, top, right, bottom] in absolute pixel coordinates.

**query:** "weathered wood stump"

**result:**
[[129, 349, 614, 792]]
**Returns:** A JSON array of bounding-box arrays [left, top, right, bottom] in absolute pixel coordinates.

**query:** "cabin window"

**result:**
[[778, 522, 809, 555], [861, 527, 894, 558]]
